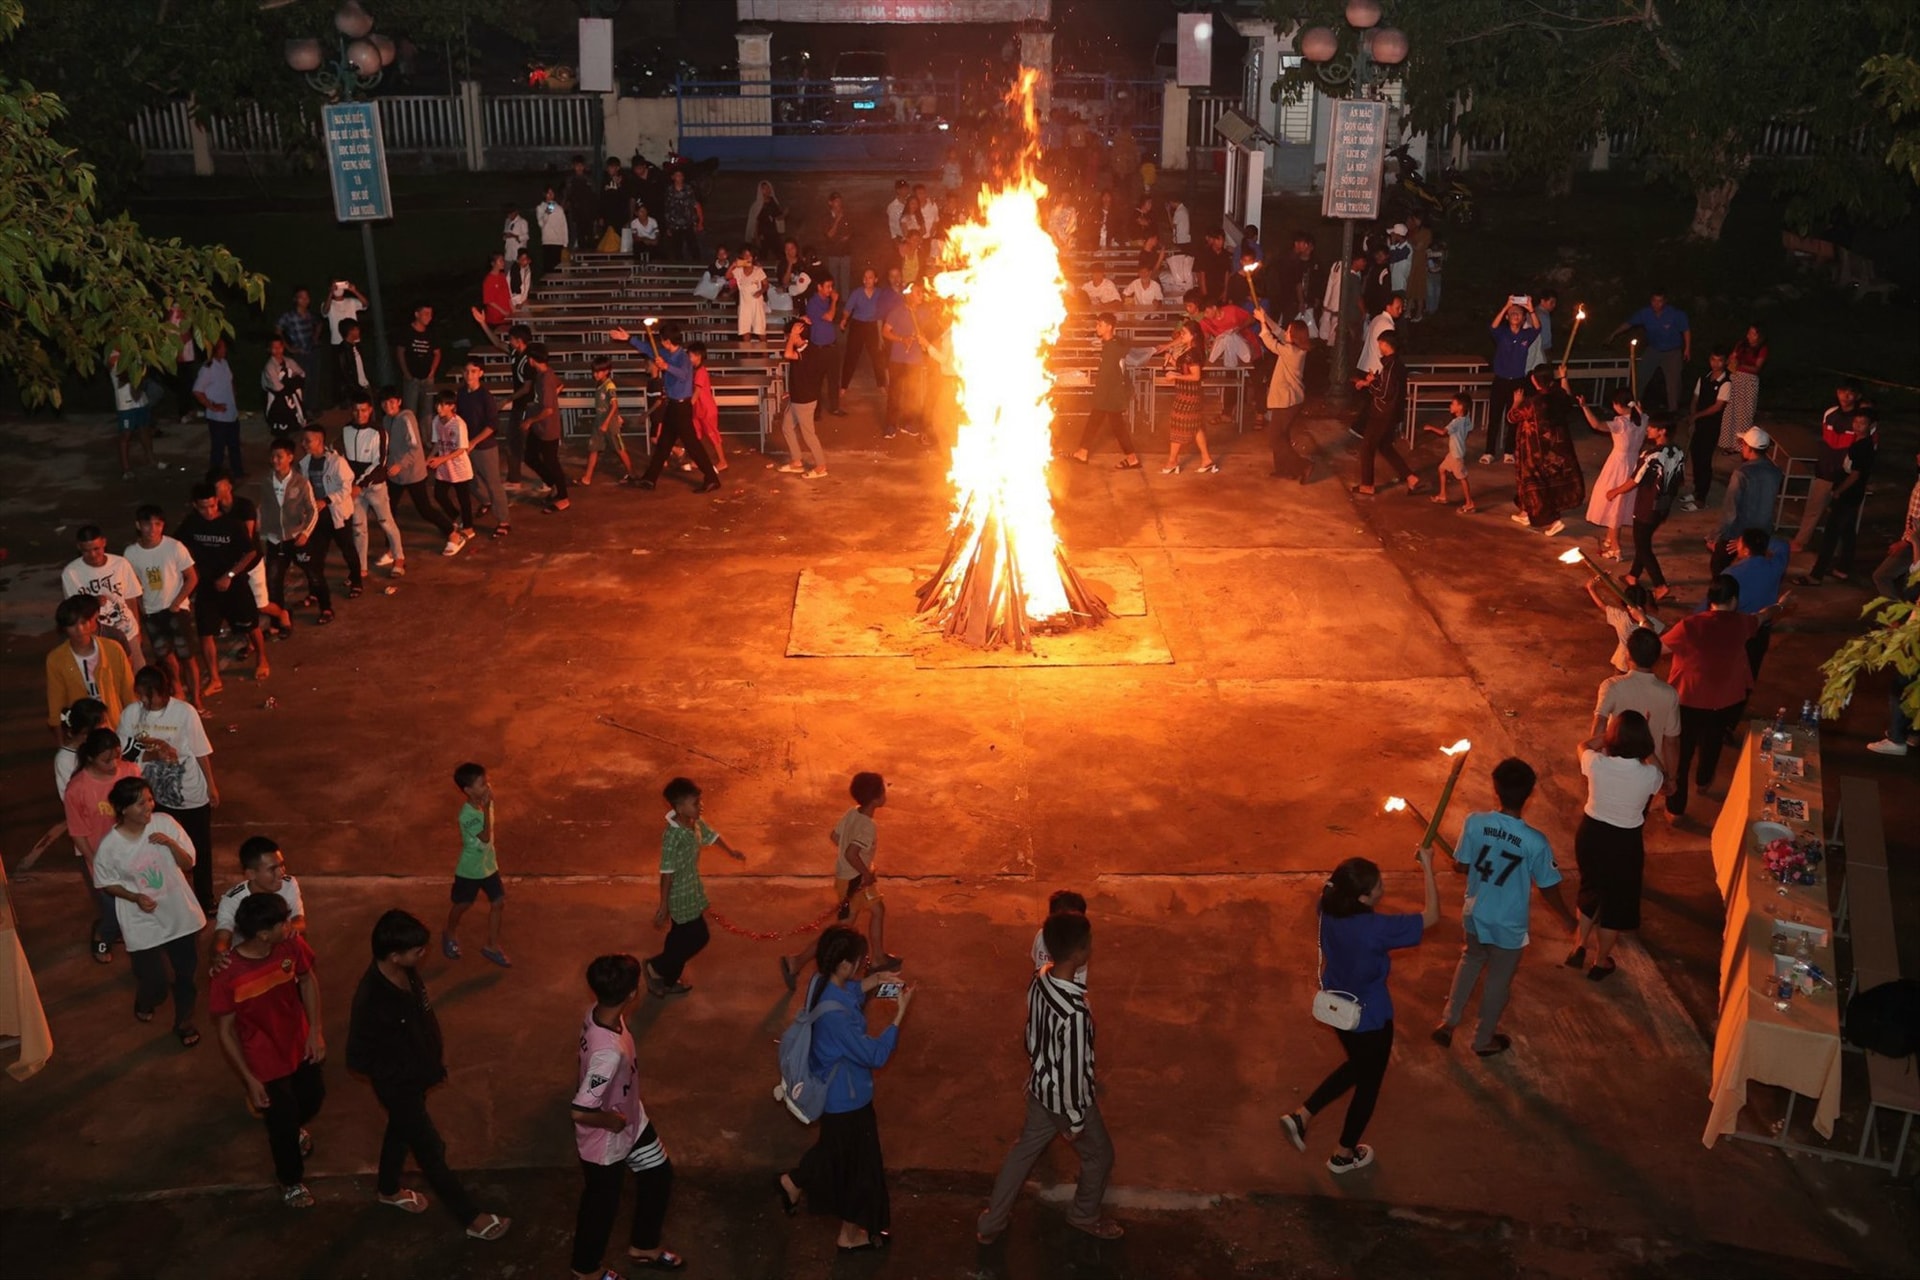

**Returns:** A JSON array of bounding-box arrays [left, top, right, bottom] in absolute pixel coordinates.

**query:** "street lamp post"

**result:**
[[286, 1, 397, 384], [1301, 0, 1409, 406]]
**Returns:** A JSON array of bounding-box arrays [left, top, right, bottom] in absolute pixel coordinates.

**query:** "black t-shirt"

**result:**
[[401, 327, 436, 380], [1363, 263, 1394, 315], [1271, 256, 1308, 313], [788, 346, 827, 405], [599, 173, 629, 225], [178, 511, 250, 581], [1193, 244, 1230, 299]]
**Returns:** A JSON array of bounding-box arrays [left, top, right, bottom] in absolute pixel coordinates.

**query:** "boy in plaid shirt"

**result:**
[[645, 777, 748, 997]]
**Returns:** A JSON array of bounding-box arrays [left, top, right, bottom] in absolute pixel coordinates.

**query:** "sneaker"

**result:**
[[1068, 1218, 1125, 1241], [1327, 1145, 1375, 1174], [390, 561, 406, 578], [1279, 1111, 1307, 1152], [1867, 737, 1910, 756], [777, 462, 806, 474], [442, 536, 464, 557], [1478, 453, 1493, 466], [1430, 1024, 1453, 1048], [1509, 512, 1530, 526], [1502, 453, 1515, 464], [1678, 496, 1699, 512], [1473, 1033, 1513, 1058], [1542, 519, 1566, 537], [121, 469, 135, 480], [373, 552, 395, 567]]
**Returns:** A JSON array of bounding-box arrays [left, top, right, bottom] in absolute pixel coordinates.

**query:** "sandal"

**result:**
[[1116, 458, 1142, 470], [627, 1250, 685, 1271], [1350, 484, 1377, 496], [491, 525, 511, 538], [175, 1023, 201, 1048], [254, 664, 270, 682], [442, 934, 462, 960], [316, 610, 334, 625], [92, 932, 113, 964], [1564, 945, 1587, 969], [134, 1008, 155, 1023], [1587, 960, 1618, 982], [347, 585, 364, 599], [283, 1182, 315, 1209], [776, 1175, 799, 1217], [380, 1189, 430, 1213], [298, 1128, 313, 1158], [480, 946, 513, 968], [465, 1212, 511, 1241]]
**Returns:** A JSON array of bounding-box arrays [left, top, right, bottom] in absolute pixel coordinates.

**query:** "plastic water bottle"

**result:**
[[1800, 699, 1813, 728], [1809, 702, 1821, 733], [1772, 707, 1787, 740]]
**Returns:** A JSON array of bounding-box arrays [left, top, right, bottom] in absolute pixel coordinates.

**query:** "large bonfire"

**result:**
[[915, 73, 1111, 651]]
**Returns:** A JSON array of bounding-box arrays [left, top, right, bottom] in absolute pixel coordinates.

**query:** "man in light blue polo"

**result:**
[[1433, 758, 1576, 1058], [1610, 290, 1691, 414]]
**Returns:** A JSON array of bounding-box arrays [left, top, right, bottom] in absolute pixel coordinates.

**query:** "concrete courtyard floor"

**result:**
[[0, 390, 1916, 1279]]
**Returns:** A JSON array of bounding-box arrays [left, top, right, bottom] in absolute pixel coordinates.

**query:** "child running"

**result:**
[[580, 358, 633, 486], [1422, 393, 1477, 512], [780, 772, 900, 991], [688, 343, 729, 472], [444, 762, 510, 968]]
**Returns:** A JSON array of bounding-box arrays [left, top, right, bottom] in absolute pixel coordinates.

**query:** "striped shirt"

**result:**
[[1025, 965, 1096, 1131]]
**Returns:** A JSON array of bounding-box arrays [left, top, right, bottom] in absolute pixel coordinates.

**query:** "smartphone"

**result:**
[[875, 982, 904, 1000]]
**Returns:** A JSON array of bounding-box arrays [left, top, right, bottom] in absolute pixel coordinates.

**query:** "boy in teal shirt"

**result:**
[[1432, 758, 1573, 1056], [444, 761, 510, 968]]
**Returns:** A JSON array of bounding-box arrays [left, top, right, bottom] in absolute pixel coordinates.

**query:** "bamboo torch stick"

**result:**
[[1556, 304, 1586, 379], [1416, 740, 1472, 858], [1558, 546, 1633, 606], [1385, 796, 1456, 859]]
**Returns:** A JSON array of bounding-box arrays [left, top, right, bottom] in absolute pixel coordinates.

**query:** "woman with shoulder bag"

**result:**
[[777, 925, 910, 1254], [1281, 849, 1439, 1173]]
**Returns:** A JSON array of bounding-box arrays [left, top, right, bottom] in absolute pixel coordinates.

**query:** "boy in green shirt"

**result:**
[[646, 776, 748, 997], [579, 358, 633, 486], [444, 762, 510, 968]]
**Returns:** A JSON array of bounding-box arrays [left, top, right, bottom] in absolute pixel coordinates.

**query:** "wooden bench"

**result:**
[[1833, 776, 1918, 1175]]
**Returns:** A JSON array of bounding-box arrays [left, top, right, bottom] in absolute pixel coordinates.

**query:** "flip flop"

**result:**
[[480, 947, 513, 969], [465, 1212, 511, 1241], [379, 1189, 430, 1214], [627, 1250, 685, 1271]]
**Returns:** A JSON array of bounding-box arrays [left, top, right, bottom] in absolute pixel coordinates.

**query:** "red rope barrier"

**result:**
[[705, 899, 846, 942]]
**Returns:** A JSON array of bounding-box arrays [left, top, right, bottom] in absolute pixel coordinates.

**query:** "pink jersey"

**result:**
[[572, 1007, 645, 1165]]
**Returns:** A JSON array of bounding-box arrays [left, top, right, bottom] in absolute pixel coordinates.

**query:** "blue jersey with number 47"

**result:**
[[1452, 810, 1560, 949]]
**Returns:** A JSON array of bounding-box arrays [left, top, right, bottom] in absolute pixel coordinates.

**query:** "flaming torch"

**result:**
[[1628, 336, 1639, 394], [915, 72, 1111, 650], [1417, 739, 1473, 858], [1385, 796, 1456, 858], [1558, 545, 1632, 606], [1556, 304, 1586, 378]]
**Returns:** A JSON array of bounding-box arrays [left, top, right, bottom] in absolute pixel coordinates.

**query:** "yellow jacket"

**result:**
[[45, 640, 135, 729]]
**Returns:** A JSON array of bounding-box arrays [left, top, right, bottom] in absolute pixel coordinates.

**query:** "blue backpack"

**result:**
[[775, 976, 850, 1124]]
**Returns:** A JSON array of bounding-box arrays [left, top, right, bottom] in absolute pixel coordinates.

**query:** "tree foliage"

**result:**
[[0, 0, 265, 407], [1864, 52, 1920, 185], [1820, 588, 1920, 724], [1272, 0, 1918, 239]]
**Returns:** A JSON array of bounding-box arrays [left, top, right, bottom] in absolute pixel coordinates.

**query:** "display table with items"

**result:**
[[1704, 718, 1843, 1149]]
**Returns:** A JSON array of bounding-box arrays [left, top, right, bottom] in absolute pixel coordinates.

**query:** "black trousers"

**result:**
[[524, 435, 570, 501], [1667, 701, 1743, 815], [571, 1152, 674, 1273], [1627, 519, 1666, 588], [1485, 377, 1528, 456], [1304, 1019, 1395, 1149], [293, 526, 356, 609], [374, 1083, 478, 1224], [1358, 411, 1412, 487], [840, 320, 887, 389], [541, 244, 564, 273], [1689, 415, 1719, 504], [816, 342, 844, 413], [641, 401, 719, 486], [649, 916, 709, 983], [1078, 408, 1137, 457], [1730, 622, 1773, 726], [265, 540, 306, 612], [263, 1060, 326, 1187], [160, 802, 215, 911], [392, 480, 454, 537], [1267, 404, 1310, 477], [884, 363, 921, 433], [1811, 491, 1865, 579], [434, 478, 475, 527], [129, 932, 199, 1025]]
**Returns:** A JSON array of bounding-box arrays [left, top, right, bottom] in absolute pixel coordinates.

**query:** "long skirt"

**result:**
[[791, 1102, 890, 1235], [1574, 814, 1645, 931], [1722, 371, 1759, 448], [1514, 413, 1586, 525]]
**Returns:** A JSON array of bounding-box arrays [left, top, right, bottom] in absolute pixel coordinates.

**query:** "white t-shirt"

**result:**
[[629, 215, 659, 243], [1031, 927, 1090, 985], [215, 876, 305, 936], [323, 294, 364, 344], [1579, 747, 1664, 829], [1359, 311, 1396, 374], [123, 537, 196, 615], [62, 555, 143, 641], [1083, 278, 1121, 305], [429, 414, 474, 483], [503, 213, 529, 259], [92, 813, 207, 951], [54, 745, 80, 799], [118, 697, 214, 810], [1123, 278, 1164, 307]]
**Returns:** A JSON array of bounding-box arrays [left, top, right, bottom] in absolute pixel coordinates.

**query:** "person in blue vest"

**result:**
[[1608, 291, 1691, 414]]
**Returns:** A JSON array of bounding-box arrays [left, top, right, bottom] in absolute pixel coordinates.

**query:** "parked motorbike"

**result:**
[[1387, 144, 1475, 226]]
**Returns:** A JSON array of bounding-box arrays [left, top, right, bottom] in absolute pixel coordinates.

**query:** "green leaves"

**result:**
[[0, 0, 265, 407], [1819, 590, 1920, 722]]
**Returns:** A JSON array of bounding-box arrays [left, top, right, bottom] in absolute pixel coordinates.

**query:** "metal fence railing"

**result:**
[[379, 94, 465, 154], [482, 93, 601, 153]]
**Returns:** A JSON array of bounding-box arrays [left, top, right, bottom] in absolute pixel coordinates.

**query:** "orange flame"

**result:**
[[924, 70, 1071, 625], [1558, 548, 1586, 564], [1384, 796, 1407, 813], [1441, 739, 1472, 756]]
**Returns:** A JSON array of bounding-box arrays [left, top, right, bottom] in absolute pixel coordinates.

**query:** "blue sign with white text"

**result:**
[[323, 102, 392, 222]]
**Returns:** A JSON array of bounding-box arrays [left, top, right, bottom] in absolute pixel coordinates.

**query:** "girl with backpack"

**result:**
[[776, 925, 913, 1254]]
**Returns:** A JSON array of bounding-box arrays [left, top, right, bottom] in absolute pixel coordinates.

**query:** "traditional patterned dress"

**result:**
[[1511, 387, 1586, 525]]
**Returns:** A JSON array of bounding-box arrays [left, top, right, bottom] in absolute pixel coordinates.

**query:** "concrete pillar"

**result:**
[[1589, 131, 1611, 172], [460, 80, 486, 171], [1160, 81, 1189, 170], [735, 25, 773, 135], [1016, 26, 1053, 120]]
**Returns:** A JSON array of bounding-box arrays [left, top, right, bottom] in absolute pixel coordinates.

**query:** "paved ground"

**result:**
[[1, 384, 1916, 1278]]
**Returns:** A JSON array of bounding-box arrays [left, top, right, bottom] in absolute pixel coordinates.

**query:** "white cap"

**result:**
[[1389, 222, 1408, 235], [1739, 426, 1772, 450]]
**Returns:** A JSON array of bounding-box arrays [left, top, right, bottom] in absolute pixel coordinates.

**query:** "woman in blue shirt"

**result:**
[[777, 925, 913, 1253], [1282, 851, 1439, 1173]]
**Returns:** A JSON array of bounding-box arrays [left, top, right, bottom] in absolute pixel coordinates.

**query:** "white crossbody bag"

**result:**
[[1312, 915, 1364, 1031]]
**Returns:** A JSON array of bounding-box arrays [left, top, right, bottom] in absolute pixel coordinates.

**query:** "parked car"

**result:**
[[829, 49, 890, 116]]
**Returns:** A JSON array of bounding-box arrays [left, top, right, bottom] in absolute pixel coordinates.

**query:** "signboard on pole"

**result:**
[[322, 101, 392, 223], [1321, 98, 1386, 221]]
